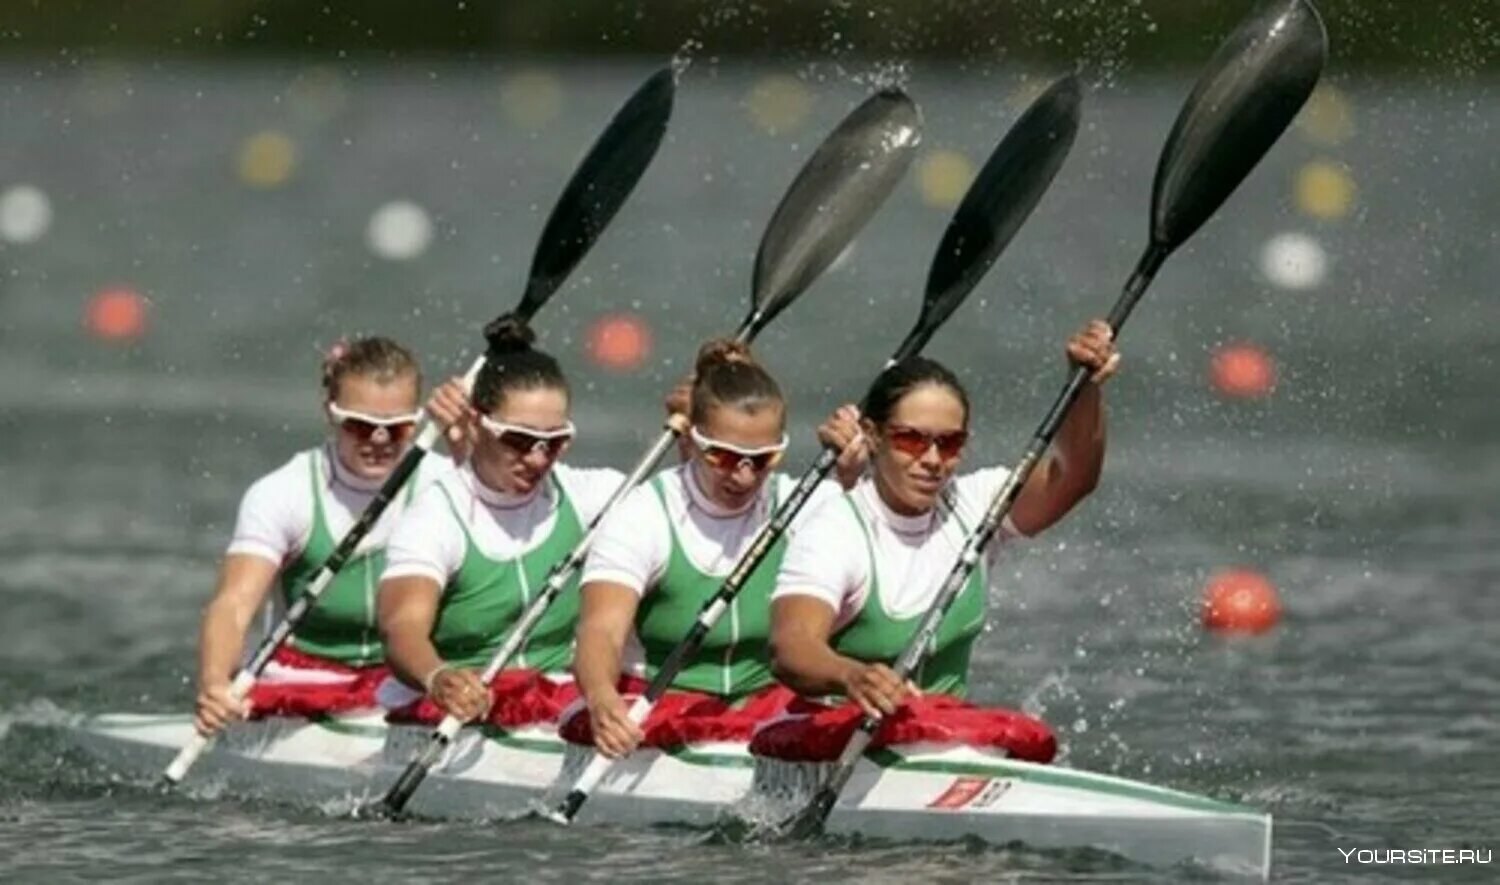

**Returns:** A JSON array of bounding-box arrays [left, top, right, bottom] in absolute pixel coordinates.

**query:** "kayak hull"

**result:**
[[65, 713, 1270, 878]]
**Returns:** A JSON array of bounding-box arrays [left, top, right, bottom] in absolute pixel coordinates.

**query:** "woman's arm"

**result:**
[[193, 554, 280, 736], [378, 575, 490, 722], [769, 596, 916, 718], [573, 582, 645, 758], [1011, 320, 1118, 537]]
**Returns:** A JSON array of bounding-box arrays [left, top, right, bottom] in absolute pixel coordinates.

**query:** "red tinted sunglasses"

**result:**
[[884, 424, 968, 460], [327, 403, 422, 444]]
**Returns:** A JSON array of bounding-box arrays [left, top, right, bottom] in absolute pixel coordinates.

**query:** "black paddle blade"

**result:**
[[748, 89, 922, 337], [1150, 0, 1327, 252], [514, 66, 676, 321], [903, 75, 1083, 361]]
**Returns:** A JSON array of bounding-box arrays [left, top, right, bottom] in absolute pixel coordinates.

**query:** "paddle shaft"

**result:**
[[797, 244, 1168, 828], [161, 355, 487, 785]]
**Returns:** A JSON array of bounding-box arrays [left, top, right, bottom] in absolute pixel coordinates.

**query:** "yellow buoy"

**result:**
[[1295, 160, 1355, 221], [1296, 85, 1355, 146], [916, 149, 975, 210], [746, 75, 813, 135], [237, 131, 297, 189], [501, 71, 564, 130]]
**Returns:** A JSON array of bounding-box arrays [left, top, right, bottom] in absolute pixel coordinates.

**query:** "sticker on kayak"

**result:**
[[969, 778, 1014, 809], [927, 776, 1014, 810], [927, 776, 991, 809]]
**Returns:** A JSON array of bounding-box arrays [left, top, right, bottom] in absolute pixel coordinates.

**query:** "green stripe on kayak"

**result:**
[[477, 726, 567, 754], [309, 715, 387, 739], [663, 745, 756, 769], [865, 748, 1258, 815]]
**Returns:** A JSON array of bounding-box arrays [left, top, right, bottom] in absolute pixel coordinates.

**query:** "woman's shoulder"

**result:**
[[242, 447, 319, 500], [551, 461, 628, 491]]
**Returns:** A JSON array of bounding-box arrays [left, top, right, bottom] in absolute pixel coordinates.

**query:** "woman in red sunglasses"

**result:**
[[374, 316, 626, 729], [192, 337, 457, 737], [753, 320, 1119, 766], [567, 340, 865, 760]]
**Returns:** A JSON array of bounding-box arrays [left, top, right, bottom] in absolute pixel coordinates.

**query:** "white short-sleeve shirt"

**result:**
[[581, 462, 845, 596], [226, 444, 455, 567], [381, 462, 625, 588], [771, 467, 1022, 631]]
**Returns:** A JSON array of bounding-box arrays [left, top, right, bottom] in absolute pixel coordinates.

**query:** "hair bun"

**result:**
[[693, 338, 755, 376], [483, 313, 537, 355]]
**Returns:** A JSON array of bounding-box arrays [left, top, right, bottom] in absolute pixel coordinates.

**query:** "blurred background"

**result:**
[[0, 1, 1496, 882]]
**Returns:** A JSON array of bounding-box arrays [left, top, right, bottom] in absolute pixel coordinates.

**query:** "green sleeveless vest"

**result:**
[[428, 475, 583, 673], [633, 475, 786, 698], [278, 451, 411, 667], [830, 494, 986, 697]]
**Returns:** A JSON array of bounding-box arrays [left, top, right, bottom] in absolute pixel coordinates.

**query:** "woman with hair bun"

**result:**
[[193, 336, 461, 737], [753, 320, 1120, 765], [376, 315, 626, 726], [567, 338, 866, 759]]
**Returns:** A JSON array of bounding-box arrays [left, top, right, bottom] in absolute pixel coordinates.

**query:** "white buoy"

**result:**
[[0, 185, 53, 244], [366, 200, 434, 261], [1258, 232, 1328, 290]]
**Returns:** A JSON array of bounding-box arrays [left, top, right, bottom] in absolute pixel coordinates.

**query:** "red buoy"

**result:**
[[85, 287, 148, 342], [1202, 569, 1282, 635], [586, 313, 652, 372], [1210, 343, 1276, 399]]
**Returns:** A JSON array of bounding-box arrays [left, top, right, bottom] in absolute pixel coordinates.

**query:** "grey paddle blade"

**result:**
[[747, 89, 922, 337], [514, 66, 676, 322], [902, 75, 1082, 361], [1150, 0, 1327, 252]]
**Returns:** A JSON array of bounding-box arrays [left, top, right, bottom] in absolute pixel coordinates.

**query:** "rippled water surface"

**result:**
[[1, 62, 1496, 882]]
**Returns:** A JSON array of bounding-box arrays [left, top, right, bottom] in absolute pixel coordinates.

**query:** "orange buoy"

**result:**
[[586, 313, 651, 372], [84, 287, 148, 342], [1210, 344, 1276, 399], [1202, 569, 1282, 635]]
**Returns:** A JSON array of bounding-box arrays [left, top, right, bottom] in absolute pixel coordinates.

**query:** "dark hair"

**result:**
[[321, 336, 421, 400], [472, 313, 569, 413], [689, 338, 785, 426], [862, 356, 970, 428]]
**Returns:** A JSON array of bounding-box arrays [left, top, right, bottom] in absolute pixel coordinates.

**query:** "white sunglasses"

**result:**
[[478, 416, 577, 456], [689, 426, 788, 473], [326, 402, 424, 443]]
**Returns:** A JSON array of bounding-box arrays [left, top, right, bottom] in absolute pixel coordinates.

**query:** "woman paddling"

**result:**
[[376, 316, 625, 725], [194, 337, 460, 737], [756, 320, 1119, 763], [568, 340, 864, 759]]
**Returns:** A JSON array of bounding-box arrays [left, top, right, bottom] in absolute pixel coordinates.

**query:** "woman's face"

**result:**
[[691, 402, 786, 511], [867, 383, 968, 516], [471, 385, 573, 496], [326, 372, 422, 481]]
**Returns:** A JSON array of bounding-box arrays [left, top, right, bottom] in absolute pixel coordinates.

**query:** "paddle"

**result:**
[[370, 87, 922, 817], [161, 66, 676, 787], [776, 0, 1328, 838], [546, 76, 1082, 827]]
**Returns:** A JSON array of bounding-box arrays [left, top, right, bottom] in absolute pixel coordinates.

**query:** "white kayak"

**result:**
[[68, 713, 1271, 878]]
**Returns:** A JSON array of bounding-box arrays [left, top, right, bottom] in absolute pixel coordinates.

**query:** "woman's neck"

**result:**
[[470, 459, 541, 506], [872, 468, 932, 518]]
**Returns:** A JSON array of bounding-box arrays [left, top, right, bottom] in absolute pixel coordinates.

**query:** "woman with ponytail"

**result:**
[[376, 316, 625, 727], [193, 336, 462, 737], [752, 320, 1120, 766], [567, 339, 866, 759]]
